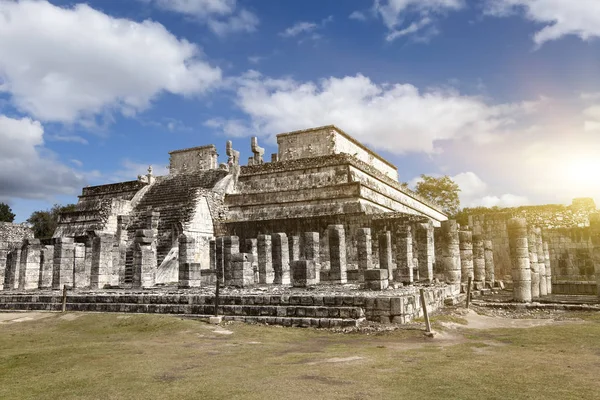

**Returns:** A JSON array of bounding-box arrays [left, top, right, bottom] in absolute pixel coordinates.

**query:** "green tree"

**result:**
[[27, 203, 77, 239], [0, 202, 16, 222], [414, 175, 461, 216]]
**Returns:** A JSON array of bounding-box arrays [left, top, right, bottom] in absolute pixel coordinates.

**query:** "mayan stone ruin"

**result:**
[[1, 125, 599, 327]]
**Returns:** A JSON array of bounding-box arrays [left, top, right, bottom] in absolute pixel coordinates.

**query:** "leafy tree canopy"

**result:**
[[27, 203, 77, 239], [414, 175, 461, 216], [0, 202, 16, 223]]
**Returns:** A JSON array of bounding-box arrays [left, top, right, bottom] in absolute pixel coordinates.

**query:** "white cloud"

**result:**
[[220, 72, 530, 154], [141, 0, 259, 35], [479, 194, 530, 208], [0, 115, 85, 201], [373, 0, 464, 41], [485, 0, 600, 46], [280, 22, 318, 38], [0, 0, 222, 124], [451, 171, 529, 208], [107, 159, 170, 184], [349, 11, 367, 21]]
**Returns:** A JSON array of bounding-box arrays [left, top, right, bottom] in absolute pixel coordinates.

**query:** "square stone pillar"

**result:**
[[19, 239, 41, 290], [53, 238, 74, 290], [246, 238, 258, 283], [527, 227, 540, 298], [484, 240, 495, 286], [272, 233, 290, 285], [39, 245, 54, 289], [231, 253, 254, 287], [459, 230, 474, 284], [535, 227, 547, 296], [416, 222, 434, 283], [0, 243, 8, 291], [91, 233, 114, 289], [132, 230, 156, 288], [327, 225, 347, 284], [543, 242, 552, 294], [216, 237, 225, 284], [223, 236, 239, 286], [179, 262, 202, 288], [508, 218, 532, 302], [115, 215, 129, 287], [365, 269, 389, 290], [291, 260, 318, 287], [209, 239, 216, 270], [378, 231, 393, 280], [4, 248, 21, 290], [257, 234, 274, 284], [472, 226, 486, 287], [73, 243, 88, 289], [178, 234, 195, 265], [396, 226, 413, 285], [289, 235, 301, 262], [357, 228, 373, 279]]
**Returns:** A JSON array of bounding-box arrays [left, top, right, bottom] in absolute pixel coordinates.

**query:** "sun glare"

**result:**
[[565, 157, 600, 188]]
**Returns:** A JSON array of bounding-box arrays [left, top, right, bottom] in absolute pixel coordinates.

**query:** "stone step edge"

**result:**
[[474, 301, 600, 311]]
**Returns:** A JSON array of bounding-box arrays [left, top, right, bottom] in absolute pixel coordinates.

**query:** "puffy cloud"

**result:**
[[280, 22, 319, 38], [373, 0, 464, 41], [451, 172, 529, 208], [220, 72, 531, 154], [140, 0, 259, 35], [0, 0, 222, 123], [0, 115, 85, 201], [485, 0, 600, 46], [349, 11, 367, 21]]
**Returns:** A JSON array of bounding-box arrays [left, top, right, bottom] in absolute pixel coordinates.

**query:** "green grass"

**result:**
[[1, 312, 600, 399]]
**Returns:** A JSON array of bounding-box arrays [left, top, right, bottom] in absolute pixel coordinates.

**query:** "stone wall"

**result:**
[[168, 145, 218, 174], [0, 223, 34, 290]]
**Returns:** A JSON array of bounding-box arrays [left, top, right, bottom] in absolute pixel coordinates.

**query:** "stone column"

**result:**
[[459, 230, 474, 284], [39, 245, 54, 289], [289, 235, 300, 262], [441, 220, 461, 284], [508, 218, 532, 302], [18, 239, 41, 290], [484, 240, 495, 286], [84, 235, 94, 287], [216, 237, 225, 283], [535, 227, 547, 296], [178, 234, 195, 265], [544, 242, 552, 294], [0, 242, 8, 291], [91, 233, 114, 289], [257, 234, 273, 284], [378, 231, 393, 281], [356, 228, 372, 279], [365, 269, 389, 290], [4, 248, 21, 290], [272, 233, 290, 285], [209, 239, 216, 270], [231, 253, 253, 287], [73, 243, 88, 289], [223, 236, 239, 286], [527, 227, 540, 298], [179, 263, 202, 288], [327, 225, 347, 284], [416, 222, 434, 283], [115, 215, 129, 286], [302, 232, 320, 282], [396, 225, 413, 284], [472, 226, 485, 288], [132, 230, 156, 288], [291, 260, 318, 287], [53, 238, 74, 290], [246, 238, 258, 283]]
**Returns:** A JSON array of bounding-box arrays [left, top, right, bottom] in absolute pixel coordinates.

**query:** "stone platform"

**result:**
[[0, 284, 449, 328]]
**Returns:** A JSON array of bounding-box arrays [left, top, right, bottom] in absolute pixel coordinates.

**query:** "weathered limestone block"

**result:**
[[91, 233, 114, 289], [327, 225, 347, 284], [472, 226, 485, 285], [115, 215, 129, 286], [209, 239, 216, 270], [178, 234, 195, 265], [73, 243, 88, 289], [4, 248, 21, 290], [272, 233, 290, 285], [364, 268, 389, 290], [356, 228, 372, 277], [223, 236, 239, 286], [508, 218, 532, 302], [132, 230, 156, 288], [53, 237, 74, 290], [416, 222, 434, 283], [378, 231, 393, 281], [0, 247, 7, 291], [18, 239, 41, 290], [231, 253, 254, 287], [39, 245, 54, 289], [459, 230, 474, 283], [535, 227, 547, 296], [484, 239, 495, 285], [395, 225, 413, 284], [179, 262, 202, 288], [246, 238, 258, 283], [302, 232, 320, 281], [527, 228, 540, 298], [216, 237, 225, 283], [291, 260, 318, 287], [289, 235, 300, 262], [441, 220, 461, 284], [257, 234, 274, 284], [543, 242, 552, 294]]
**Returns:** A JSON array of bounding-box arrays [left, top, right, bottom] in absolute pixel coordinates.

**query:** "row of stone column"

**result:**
[[507, 218, 553, 302]]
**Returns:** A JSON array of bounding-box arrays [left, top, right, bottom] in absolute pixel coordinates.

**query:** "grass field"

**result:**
[[1, 310, 600, 400]]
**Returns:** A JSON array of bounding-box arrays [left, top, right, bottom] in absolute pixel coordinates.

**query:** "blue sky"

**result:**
[[1, 0, 600, 222]]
